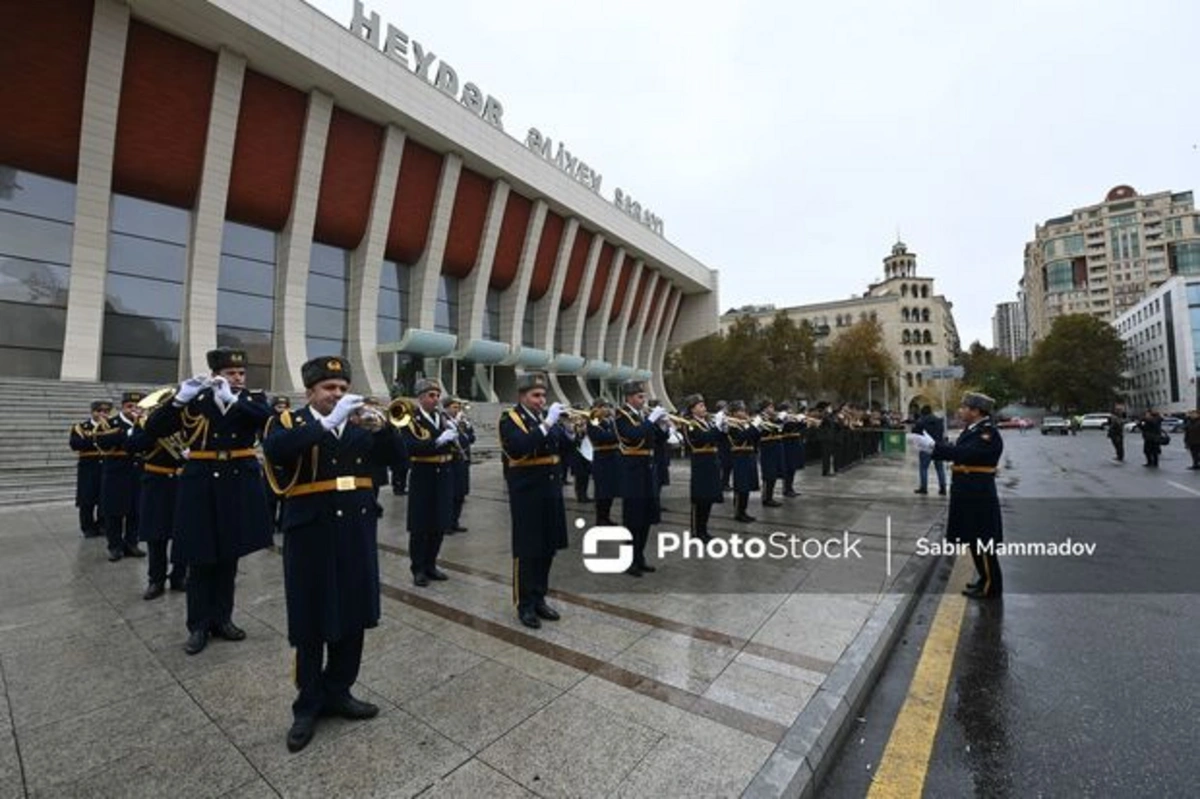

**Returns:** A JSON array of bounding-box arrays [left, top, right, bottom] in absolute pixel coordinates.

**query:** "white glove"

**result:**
[[777, 412, 788, 422], [322, 393, 364, 430], [175, 375, 209, 404], [545, 402, 564, 427], [907, 432, 936, 453], [712, 410, 726, 430], [648, 406, 668, 424], [435, 429, 458, 446], [211, 376, 236, 406], [751, 416, 764, 429]]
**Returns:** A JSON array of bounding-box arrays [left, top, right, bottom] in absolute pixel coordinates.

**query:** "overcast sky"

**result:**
[[305, 0, 1199, 349]]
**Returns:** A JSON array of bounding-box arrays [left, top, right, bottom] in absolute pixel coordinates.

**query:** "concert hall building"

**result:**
[[0, 0, 719, 402]]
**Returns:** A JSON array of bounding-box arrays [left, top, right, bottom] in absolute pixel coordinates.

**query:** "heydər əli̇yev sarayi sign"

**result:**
[[348, 0, 665, 237]]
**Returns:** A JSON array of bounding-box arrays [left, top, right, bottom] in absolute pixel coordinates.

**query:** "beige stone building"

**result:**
[[1022, 185, 1200, 349], [720, 242, 960, 413]]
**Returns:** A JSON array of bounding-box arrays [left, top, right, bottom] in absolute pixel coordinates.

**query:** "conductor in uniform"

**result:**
[[616, 379, 669, 576], [262, 356, 393, 753], [144, 347, 273, 654], [69, 400, 110, 537], [911, 392, 1004, 599], [401, 378, 459, 586], [498, 372, 572, 628]]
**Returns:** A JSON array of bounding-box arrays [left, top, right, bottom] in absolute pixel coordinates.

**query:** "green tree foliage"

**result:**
[[1025, 314, 1125, 411], [817, 318, 898, 405], [957, 341, 1025, 409]]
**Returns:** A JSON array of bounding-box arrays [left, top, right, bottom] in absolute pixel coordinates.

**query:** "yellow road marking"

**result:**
[[867, 556, 972, 799]]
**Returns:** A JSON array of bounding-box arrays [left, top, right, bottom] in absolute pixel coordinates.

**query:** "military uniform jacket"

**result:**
[[683, 419, 723, 502], [144, 388, 272, 564], [452, 420, 475, 497], [94, 414, 142, 517], [728, 423, 761, 493], [781, 419, 806, 470], [499, 405, 571, 558], [262, 407, 394, 646], [401, 408, 455, 534], [932, 418, 1003, 543], [127, 422, 184, 543], [616, 407, 667, 529], [69, 419, 104, 508], [586, 419, 620, 500], [758, 420, 786, 482]]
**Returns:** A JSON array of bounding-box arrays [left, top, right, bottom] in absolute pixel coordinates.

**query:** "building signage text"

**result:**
[[350, 1, 504, 130], [613, 188, 663, 236], [524, 128, 602, 194]]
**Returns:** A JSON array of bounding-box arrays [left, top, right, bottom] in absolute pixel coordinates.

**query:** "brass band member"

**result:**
[[262, 356, 393, 753], [586, 398, 619, 525], [681, 394, 722, 542], [443, 395, 474, 533], [725, 400, 761, 523], [617, 379, 669, 576], [265, 396, 292, 532], [779, 402, 805, 496], [69, 400, 110, 538], [402, 378, 459, 587], [499, 372, 571, 628], [568, 403, 593, 503], [144, 347, 273, 655], [94, 392, 146, 562], [756, 399, 785, 508], [128, 411, 187, 600]]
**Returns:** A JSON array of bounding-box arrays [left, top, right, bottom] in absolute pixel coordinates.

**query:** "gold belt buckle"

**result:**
[[216, 451, 229, 461], [335, 476, 357, 492]]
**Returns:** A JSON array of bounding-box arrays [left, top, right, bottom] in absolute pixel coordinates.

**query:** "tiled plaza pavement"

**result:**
[[0, 452, 944, 798]]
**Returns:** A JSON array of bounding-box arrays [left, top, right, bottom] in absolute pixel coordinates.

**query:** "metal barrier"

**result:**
[[805, 427, 903, 472]]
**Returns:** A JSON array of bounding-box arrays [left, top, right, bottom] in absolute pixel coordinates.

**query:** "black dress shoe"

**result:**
[[83, 529, 104, 539], [142, 582, 165, 601], [962, 585, 1001, 600], [287, 716, 316, 752], [123, 545, 146, 558], [213, 621, 246, 641], [449, 525, 468, 533], [639, 563, 657, 573], [184, 629, 208, 655], [914, 488, 928, 495], [426, 568, 449, 581], [169, 575, 186, 592], [734, 514, 756, 523], [783, 491, 799, 498], [107, 548, 123, 562], [534, 603, 560, 621], [763, 499, 783, 508], [697, 532, 713, 543], [938, 488, 947, 496], [413, 573, 429, 587], [597, 518, 616, 526], [324, 696, 379, 720], [625, 565, 643, 577], [519, 609, 541, 628]]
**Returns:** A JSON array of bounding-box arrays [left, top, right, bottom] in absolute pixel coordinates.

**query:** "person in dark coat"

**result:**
[[756, 399, 785, 508], [1134, 409, 1163, 468], [498, 372, 572, 628], [616, 379, 669, 576], [913, 392, 1004, 599], [1107, 407, 1125, 462], [94, 392, 146, 562], [400, 378, 458, 586], [127, 413, 186, 600], [911, 404, 947, 495], [587, 399, 619, 525], [680, 394, 722, 542], [715, 400, 733, 491], [264, 396, 292, 531], [1184, 410, 1200, 469], [816, 404, 840, 476], [444, 396, 474, 533], [648, 399, 672, 491], [261, 355, 393, 753], [726, 401, 761, 522], [69, 400, 110, 537], [143, 348, 272, 655], [568, 404, 593, 502], [778, 402, 805, 497]]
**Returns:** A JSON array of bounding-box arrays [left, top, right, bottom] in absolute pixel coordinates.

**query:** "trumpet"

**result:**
[[663, 412, 700, 429], [137, 385, 177, 411], [559, 408, 593, 423]]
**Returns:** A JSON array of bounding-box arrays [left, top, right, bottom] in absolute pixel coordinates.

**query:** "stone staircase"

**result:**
[[0, 377, 506, 507]]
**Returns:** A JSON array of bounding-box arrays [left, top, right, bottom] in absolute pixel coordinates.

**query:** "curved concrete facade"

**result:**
[[0, 0, 718, 403]]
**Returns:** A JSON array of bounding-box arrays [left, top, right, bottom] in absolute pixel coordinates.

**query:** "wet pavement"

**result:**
[[821, 430, 1200, 797]]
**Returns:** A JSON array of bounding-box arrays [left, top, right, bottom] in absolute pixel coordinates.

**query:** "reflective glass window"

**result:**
[[217, 293, 273, 330], [111, 194, 189, 242], [100, 354, 177, 384], [306, 336, 344, 358], [218, 255, 274, 297], [306, 305, 345, 341], [0, 257, 69, 307], [105, 274, 185, 320], [0, 167, 75, 221], [309, 243, 347, 278], [0, 302, 67, 350], [484, 288, 501, 342], [307, 273, 347, 309], [435, 276, 459, 335], [102, 315, 181, 358], [222, 221, 276, 263], [0, 213, 72, 264], [108, 233, 187, 282]]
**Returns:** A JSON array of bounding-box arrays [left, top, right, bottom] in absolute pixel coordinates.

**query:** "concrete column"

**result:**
[[650, 289, 683, 405], [348, 124, 406, 399], [271, 90, 333, 392], [584, 247, 625, 362], [181, 48, 246, 378], [640, 284, 675, 371], [60, 0, 130, 381], [457, 179, 509, 341], [536, 218, 578, 353], [408, 153, 461, 331], [563, 234, 604, 356], [626, 270, 661, 373], [500, 199, 548, 351], [606, 258, 644, 368]]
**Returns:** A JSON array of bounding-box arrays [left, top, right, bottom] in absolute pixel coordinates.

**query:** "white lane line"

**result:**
[[1166, 480, 1200, 497]]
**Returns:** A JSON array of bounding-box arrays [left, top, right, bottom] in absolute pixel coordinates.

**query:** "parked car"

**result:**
[[997, 416, 1034, 429], [1041, 416, 1072, 435], [1079, 413, 1114, 430]]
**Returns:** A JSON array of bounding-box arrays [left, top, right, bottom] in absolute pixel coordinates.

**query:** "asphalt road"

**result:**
[[821, 428, 1200, 797]]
